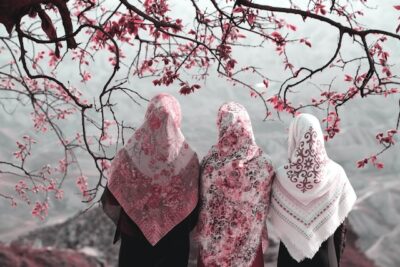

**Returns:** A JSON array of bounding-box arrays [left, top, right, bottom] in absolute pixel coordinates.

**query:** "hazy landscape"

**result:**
[[1, 0, 400, 266]]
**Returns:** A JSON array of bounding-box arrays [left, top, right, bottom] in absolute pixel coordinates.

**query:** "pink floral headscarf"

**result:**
[[270, 113, 357, 261], [105, 93, 199, 245], [197, 102, 275, 267]]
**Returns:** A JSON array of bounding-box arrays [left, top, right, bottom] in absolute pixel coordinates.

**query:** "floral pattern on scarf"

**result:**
[[105, 93, 199, 245], [197, 102, 275, 267]]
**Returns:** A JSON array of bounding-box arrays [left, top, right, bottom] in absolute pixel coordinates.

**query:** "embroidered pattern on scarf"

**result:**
[[106, 93, 199, 245], [285, 127, 329, 193], [197, 102, 275, 267]]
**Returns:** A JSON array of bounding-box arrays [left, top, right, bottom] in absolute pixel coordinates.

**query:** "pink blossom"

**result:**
[[15, 180, 29, 203], [55, 189, 64, 200], [81, 71, 92, 82], [31, 201, 49, 220], [100, 159, 111, 171], [48, 50, 59, 67], [76, 175, 89, 197], [11, 199, 17, 208], [58, 158, 68, 173]]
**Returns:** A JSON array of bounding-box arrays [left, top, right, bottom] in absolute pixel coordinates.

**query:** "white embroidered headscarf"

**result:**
[[104, 93, 199, 245], [270, 113, 357, 262], [197, 102, 275, 267]]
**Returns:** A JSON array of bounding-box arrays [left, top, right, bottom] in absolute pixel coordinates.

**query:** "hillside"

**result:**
[[0, 244, 102, 267]]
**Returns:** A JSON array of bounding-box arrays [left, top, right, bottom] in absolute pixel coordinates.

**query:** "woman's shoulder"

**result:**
[[197, 150, 212, 171], [255, 149, 274, 167], [327, 159, 347, 176]]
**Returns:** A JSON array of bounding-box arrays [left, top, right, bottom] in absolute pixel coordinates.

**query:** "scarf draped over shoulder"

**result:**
[[270, 113, 357, 262], [102, 93, 199, 245], [197, 102, 275, 267]]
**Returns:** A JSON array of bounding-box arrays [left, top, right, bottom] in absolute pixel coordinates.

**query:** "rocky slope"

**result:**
[[13, 206, 118, 266], [0, 243, 102, 267]]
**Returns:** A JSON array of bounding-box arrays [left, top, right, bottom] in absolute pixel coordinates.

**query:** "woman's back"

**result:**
[[118, 207, 197, 267], [277, 223, 347, 267], [197, 102, 275, 267], [101, 93, 200, 267]]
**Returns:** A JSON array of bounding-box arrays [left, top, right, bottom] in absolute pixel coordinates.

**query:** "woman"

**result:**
[[101, 93, 200, 267], [197, 102, 275, 267], [270, 113, 357, 266]]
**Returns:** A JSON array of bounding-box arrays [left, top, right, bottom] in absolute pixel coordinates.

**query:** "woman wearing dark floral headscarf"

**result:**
[[197, 102, 275, 267], [101, 93, 200, 267]]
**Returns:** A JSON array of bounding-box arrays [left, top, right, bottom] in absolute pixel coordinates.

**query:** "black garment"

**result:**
[[101, 186, 199, 267], [117, 208, 198, 267], [277, 223, 347, 267]]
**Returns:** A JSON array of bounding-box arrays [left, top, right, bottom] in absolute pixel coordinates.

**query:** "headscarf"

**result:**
[[102, 93, 199, 245], [197, 102, 275, 267], [270, 113, 357, 262]]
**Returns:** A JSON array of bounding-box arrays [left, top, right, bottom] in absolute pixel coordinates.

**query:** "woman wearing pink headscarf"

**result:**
[[197, 102, 275, 267], [270, 113, 357, 267], [101, 93, 200, 267]]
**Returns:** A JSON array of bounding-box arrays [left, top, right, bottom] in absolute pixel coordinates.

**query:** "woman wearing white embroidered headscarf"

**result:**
[[270, 113, 357, 266], [101, 93, 200, 267], [197, 102, 275, 267]]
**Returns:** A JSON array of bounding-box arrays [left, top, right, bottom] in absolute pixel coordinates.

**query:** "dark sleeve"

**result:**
[[188, 199, 200, 231], [101, 187, 143, 243], [100, 186, 121, 226], [188, 153, 201, 231], [334, 221, 347, 266], [100, 186, 122, 243]]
